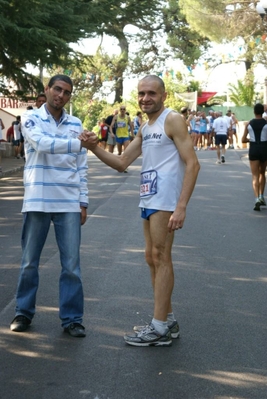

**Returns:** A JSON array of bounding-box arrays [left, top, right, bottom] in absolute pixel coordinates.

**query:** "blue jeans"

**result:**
[[15, 212, 84, 327]]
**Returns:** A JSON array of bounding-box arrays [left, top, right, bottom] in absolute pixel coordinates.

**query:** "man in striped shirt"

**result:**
[[10, 75, 97, 337]]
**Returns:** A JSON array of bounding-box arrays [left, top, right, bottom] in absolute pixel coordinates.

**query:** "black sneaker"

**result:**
[[254, 201, 261, 211], [10, 315, 31, 332], [124, 323, 172, 347], [64, 323, 86, 337], [221, 155, 225, 163]]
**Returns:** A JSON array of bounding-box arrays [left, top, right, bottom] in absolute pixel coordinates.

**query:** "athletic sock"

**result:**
[[167, 313, 175, 325], [152, 318, 169, 335]]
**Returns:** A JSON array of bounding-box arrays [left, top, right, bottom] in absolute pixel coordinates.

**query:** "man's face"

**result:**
[[45, 80, 72, 111], [119, 106, 126, 115], [36, 96, 46, 109], [137, 78, 167, 115]]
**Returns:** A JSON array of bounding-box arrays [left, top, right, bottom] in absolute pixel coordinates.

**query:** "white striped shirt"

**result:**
[[21, 105, 88, 213]]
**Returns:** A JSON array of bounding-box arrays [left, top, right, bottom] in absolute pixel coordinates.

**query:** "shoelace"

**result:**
[[137, 324, 154, 337]]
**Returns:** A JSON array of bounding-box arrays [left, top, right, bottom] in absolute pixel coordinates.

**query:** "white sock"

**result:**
[[167, 313, 175, 324], [152, 318, 168, 335]]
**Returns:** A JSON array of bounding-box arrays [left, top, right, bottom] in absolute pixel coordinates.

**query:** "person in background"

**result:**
[[207, 110, 215, 149], [36, 93, 47, 109], [6, 121, 15, 143], [231, 112, 239, 148], [126, 111, 133, 141], [0, 116, 5, 141], [110, 105, 133, 156], [105, 109, 118, 153], [193, 111, 201, 150], [110, 106, 133, 172], [242, 103, 267, 211], [9, 74, 98, 337], [99, 117, 109, 150], [199, 111, 209, 149], [13, 116, 22, 159], [188, 110, 196, 145], [212, 111, 229, 164], [133, 111, 143, 136], [80, 75, 200, 347], [225, 110, 233, 148], [180, 107, 190, 133]]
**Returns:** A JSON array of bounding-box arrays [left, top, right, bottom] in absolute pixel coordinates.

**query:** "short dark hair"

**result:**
[[47, 74, 73, 91], [36, 93, 46, 100], [254, 103, 264, 116], [181, 107, 188, 114]]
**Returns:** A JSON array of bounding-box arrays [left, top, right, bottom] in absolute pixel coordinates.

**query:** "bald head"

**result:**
[[138, 75, 165, 93]]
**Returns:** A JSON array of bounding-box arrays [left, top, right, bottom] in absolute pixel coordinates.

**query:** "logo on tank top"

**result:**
[[143, 132, 162, 141]]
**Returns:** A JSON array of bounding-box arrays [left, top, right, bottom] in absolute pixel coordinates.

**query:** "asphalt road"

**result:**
[[0, 149, 266, 399]]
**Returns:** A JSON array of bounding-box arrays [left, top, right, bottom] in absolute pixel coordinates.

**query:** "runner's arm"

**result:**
[[165, 112, 200, 231]]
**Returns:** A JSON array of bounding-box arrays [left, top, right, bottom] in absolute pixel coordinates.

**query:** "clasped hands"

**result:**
[[79, 130, 99, 150]]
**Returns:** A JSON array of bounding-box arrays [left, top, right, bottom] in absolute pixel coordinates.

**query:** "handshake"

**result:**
[[79, 131, 99, 151]]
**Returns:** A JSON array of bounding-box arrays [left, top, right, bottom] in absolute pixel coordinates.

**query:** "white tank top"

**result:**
[[139, 108, 185, 211]]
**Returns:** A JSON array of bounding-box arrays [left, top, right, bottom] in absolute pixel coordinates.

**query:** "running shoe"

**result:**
[[221, 155, 225, 163], [133, 320, 180, 339], [253, 201, 261, 211], [216, 160, 221, 164], [124, 323, 172, 347]]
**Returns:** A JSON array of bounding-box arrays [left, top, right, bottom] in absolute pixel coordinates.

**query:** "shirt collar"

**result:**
[[44, 104, 66, 126]]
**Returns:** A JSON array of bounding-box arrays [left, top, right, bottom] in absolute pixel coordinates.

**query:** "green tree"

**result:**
[[0, 0, 212, 102], [162, 0, 210, 67], [228, 70, 255, 106], [179, 0, 266, 71], [0, 0, 104, 96]]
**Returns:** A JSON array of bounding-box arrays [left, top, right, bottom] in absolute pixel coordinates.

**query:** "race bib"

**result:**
[[140, 170, 157, 197]]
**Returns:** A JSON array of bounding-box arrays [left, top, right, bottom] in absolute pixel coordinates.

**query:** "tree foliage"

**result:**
[[162, 0, 210, 67], [0, 0, 212, 101], [228, 70, 255, 106], [179, 0, 267, 71], [0, 0, 104, 96]]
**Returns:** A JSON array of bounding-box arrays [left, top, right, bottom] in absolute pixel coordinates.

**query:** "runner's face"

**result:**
[[137, 79, 167, 115]]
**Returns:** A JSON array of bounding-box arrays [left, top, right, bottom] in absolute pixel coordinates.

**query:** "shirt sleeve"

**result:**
[[21, 113, 82, 154]]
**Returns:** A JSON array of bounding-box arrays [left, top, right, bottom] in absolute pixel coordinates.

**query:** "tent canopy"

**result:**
[[197, 92, 217, 105]]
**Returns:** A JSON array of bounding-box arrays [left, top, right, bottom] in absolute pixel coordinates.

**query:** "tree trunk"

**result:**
[[244, 59, 252, 71], [113, 34, 129, 104]]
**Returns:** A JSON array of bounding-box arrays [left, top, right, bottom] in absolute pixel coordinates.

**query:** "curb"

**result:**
[[0, 164, 24, 178]]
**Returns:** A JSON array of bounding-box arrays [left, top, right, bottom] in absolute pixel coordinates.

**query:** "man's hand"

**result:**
[[168, 206, 186, 233], [80, 207, 87, 225], [79, 131, 99, 150]]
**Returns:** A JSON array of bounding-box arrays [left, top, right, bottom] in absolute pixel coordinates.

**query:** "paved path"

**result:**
[[0, 149, 266, 399]]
